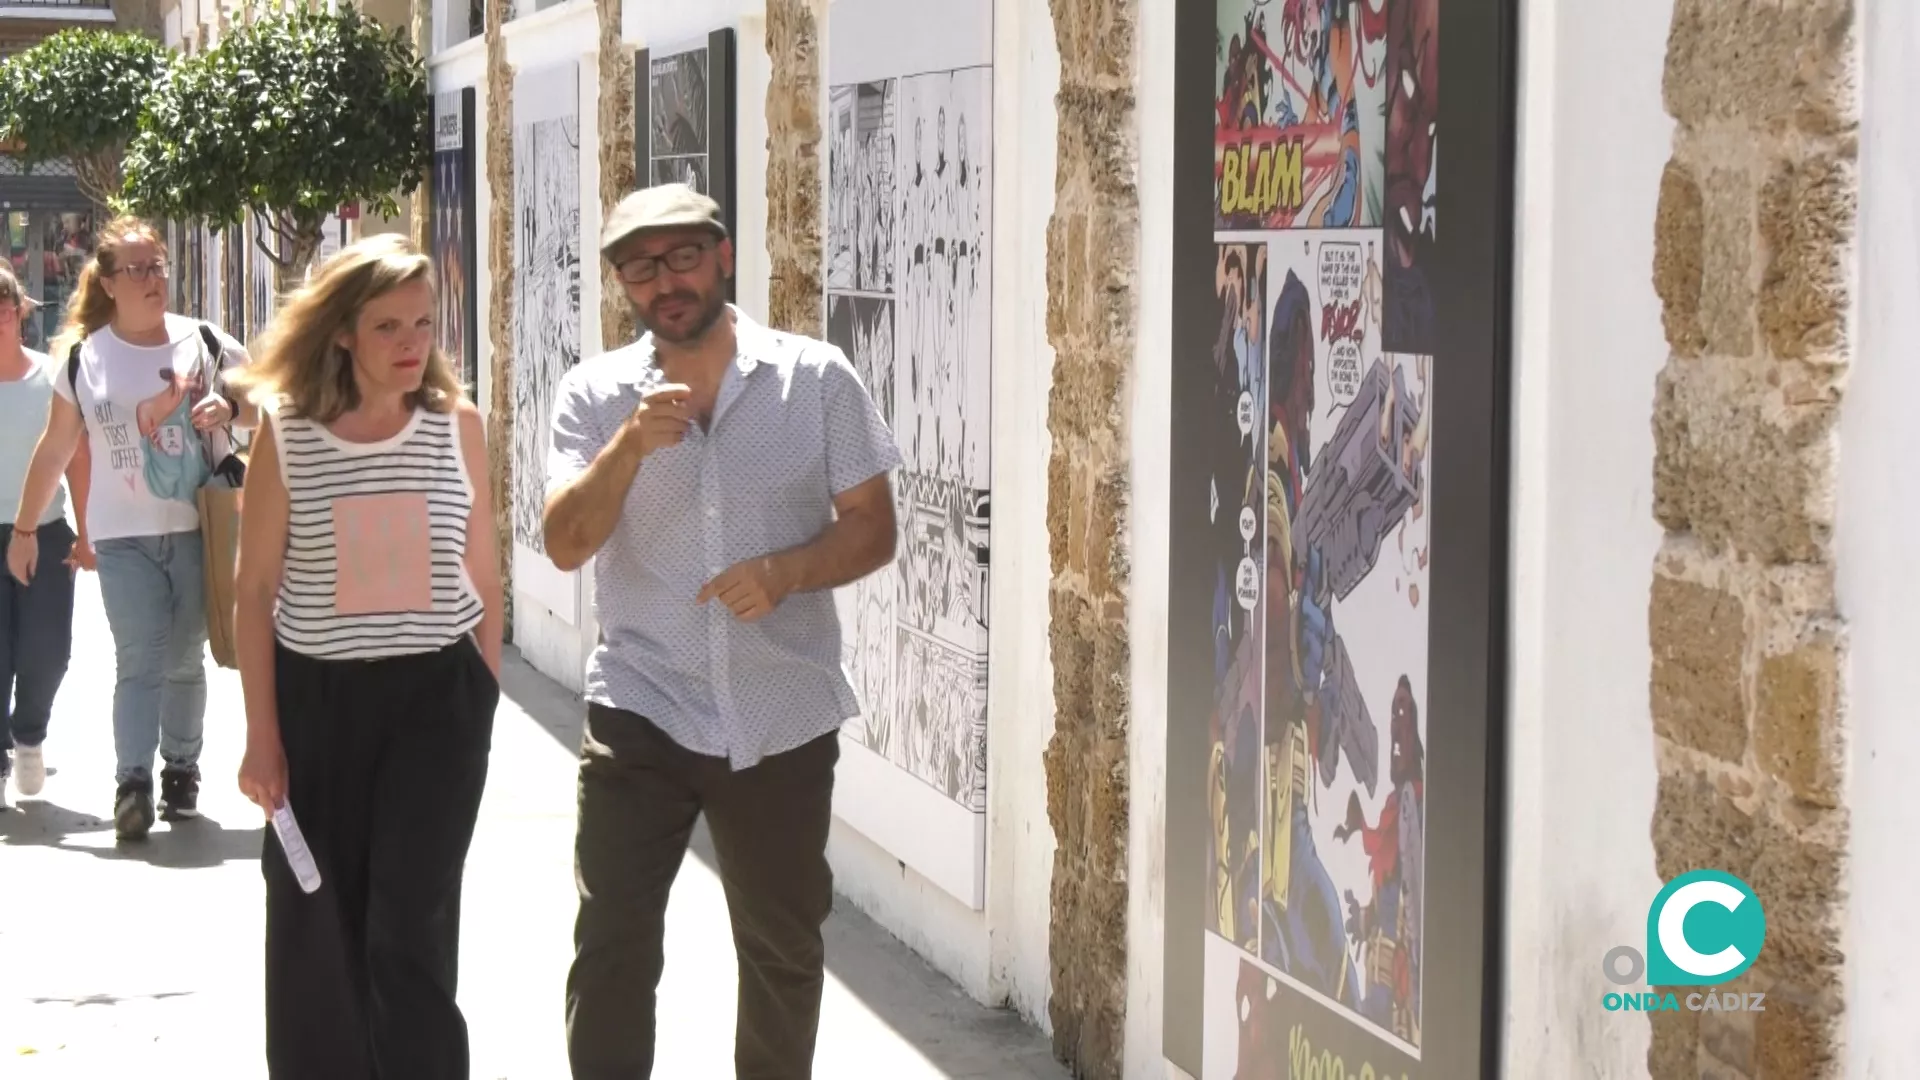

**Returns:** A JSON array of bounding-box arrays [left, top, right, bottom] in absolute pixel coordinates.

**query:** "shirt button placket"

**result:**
[[702, 447, 735, 762]]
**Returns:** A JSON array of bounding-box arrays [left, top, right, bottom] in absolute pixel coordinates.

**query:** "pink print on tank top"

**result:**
[[331, 492, 434, 615]]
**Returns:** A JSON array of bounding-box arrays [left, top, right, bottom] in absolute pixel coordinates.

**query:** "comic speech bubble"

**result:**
[[1236, 556, 1260, 611], [1319, 243, 1366, 411], [1318, 243, 1364, 315], [1239, 504, 1257, 543], [1237, 391, 1255, 440], [1328, 343, 1363, 410]]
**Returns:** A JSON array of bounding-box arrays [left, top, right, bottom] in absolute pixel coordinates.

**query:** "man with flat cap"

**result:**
[[542, 183, 902, 1078]]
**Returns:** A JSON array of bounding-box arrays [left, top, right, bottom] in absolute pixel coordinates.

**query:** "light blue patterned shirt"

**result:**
[[546, 309, 903, 769]]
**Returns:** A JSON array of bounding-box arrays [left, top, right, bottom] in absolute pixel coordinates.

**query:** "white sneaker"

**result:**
[[14, 745, 43, 797]]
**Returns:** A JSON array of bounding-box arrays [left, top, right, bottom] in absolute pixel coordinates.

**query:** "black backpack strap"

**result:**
[[66, 341, 82, 400], [198, 321, 237, 409], [195, 322, 247, 487], [196, 322, 224, 371]]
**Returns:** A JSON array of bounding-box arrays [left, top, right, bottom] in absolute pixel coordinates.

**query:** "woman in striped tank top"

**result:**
[[226, 234, 503, 1079]]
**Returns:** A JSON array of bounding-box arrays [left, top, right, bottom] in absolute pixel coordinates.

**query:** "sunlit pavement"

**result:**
[[1, 572, 1066, 1079]]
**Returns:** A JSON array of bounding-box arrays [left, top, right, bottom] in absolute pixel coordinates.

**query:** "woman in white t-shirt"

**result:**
[[7, 215, 257, 841], [0, 263, 91, 809]]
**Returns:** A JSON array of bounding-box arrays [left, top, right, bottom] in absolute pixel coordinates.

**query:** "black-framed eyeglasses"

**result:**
[[615, 239, 713, 285], [113, 261, 170, 282]]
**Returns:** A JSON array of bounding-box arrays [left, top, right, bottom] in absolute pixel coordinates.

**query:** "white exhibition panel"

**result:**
[[514, 542, 579, 626], [509, 60, 586, 628], [823, 0, 996, 911], [832, 733, 987, 910], [826, 0, 994, 85]]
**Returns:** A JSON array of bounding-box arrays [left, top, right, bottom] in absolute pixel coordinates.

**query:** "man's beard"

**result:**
[[644, 288, 727, 344]]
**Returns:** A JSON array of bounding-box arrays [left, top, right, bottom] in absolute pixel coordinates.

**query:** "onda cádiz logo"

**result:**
[[1601, 870, 1769, 1014]]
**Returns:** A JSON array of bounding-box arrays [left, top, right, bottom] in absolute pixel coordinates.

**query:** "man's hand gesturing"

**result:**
[[628, 383, 694, 460], [698, 556, 795, 622]]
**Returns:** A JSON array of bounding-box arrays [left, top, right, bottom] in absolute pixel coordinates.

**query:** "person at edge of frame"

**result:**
[[541, 181, 903, 1079], [229, 234, 505, 1079], [0, 261, 90, 810]]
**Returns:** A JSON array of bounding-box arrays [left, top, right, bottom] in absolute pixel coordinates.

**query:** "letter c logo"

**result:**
[[1646, 871, 1767, 987], [1658, 880, 1749, 978]]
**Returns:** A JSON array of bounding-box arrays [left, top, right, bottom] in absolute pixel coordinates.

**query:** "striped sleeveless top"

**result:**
[[271, 403, 484, 660]]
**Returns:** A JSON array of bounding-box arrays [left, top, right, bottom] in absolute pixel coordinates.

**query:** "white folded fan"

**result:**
[[272, 801, 324, 894]]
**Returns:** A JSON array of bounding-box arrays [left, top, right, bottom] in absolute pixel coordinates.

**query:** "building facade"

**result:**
[[143, 0, 1915, 1077]]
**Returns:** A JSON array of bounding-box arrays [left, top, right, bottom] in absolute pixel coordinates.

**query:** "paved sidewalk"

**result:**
[[1, 572, 1064, 1079]]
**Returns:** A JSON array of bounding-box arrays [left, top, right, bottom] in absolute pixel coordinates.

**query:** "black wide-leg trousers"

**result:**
[[262, 637, 499, 1079]]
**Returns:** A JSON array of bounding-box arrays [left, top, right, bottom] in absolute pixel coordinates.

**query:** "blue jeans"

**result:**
[[94, 531, 208, 785], [0, 520, 76, 761]]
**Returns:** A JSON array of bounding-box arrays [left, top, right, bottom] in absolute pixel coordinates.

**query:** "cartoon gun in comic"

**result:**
[[1318, 631, 1379, 795], [1292, 545, 1379, 796], [1291, 357, 1425, 602]]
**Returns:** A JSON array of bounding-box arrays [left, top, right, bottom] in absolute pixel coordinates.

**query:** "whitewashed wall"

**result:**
[[1843, 2, 1920, 1074], [1499, 0, 1672, 1075], [1125, 0, 1173, 1071]]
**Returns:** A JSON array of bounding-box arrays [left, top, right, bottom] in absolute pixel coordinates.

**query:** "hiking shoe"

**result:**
[[115, 777, 155, 841], [14, 744, 44, 797], [159, 764, 201, 822]]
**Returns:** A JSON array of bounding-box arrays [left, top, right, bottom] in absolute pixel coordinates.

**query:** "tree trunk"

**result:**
[[72, 149, 124, 213], [283, 227, 321, 295], [258, 212, 323, 298]]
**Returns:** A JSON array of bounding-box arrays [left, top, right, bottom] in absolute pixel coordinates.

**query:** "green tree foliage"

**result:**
[[0, 29, 172, 208], [123, 4, 429, 285]]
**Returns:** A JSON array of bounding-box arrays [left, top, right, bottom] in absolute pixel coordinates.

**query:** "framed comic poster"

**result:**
[[509, 61, 584, 627], [431, 88, 480, 398], [819, 0, 995, 911], [635, 29, 737, 251], [1162, 0, 1517, 1076]]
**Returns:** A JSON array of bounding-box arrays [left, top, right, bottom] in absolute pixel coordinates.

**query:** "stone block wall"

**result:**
[[483, 0, 515, 627], [1040, 0, 1137, 1076], [597, 0, 636, 350], [1647, 1, 1856, 1076], [764, 0, 821, 338], [409, 0, 432, 253]]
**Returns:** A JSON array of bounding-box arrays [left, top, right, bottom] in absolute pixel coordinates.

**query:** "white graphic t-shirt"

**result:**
[[51, 314, 248, 542]]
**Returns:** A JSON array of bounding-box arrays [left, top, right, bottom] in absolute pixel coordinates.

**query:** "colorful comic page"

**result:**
[[1213, 0, 1389, 232], [1199, 1, 1438, 1074]]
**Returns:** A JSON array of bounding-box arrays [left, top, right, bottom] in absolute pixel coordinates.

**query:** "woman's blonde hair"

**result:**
[[53, 214, 165, 355], [226, 234, 462, 422]]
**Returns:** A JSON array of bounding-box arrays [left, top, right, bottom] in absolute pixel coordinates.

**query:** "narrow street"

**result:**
[[1, 571, 1066, 1079]]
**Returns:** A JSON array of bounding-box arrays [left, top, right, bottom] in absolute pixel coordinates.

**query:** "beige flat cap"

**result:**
[[601, 183, 728, 258]]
